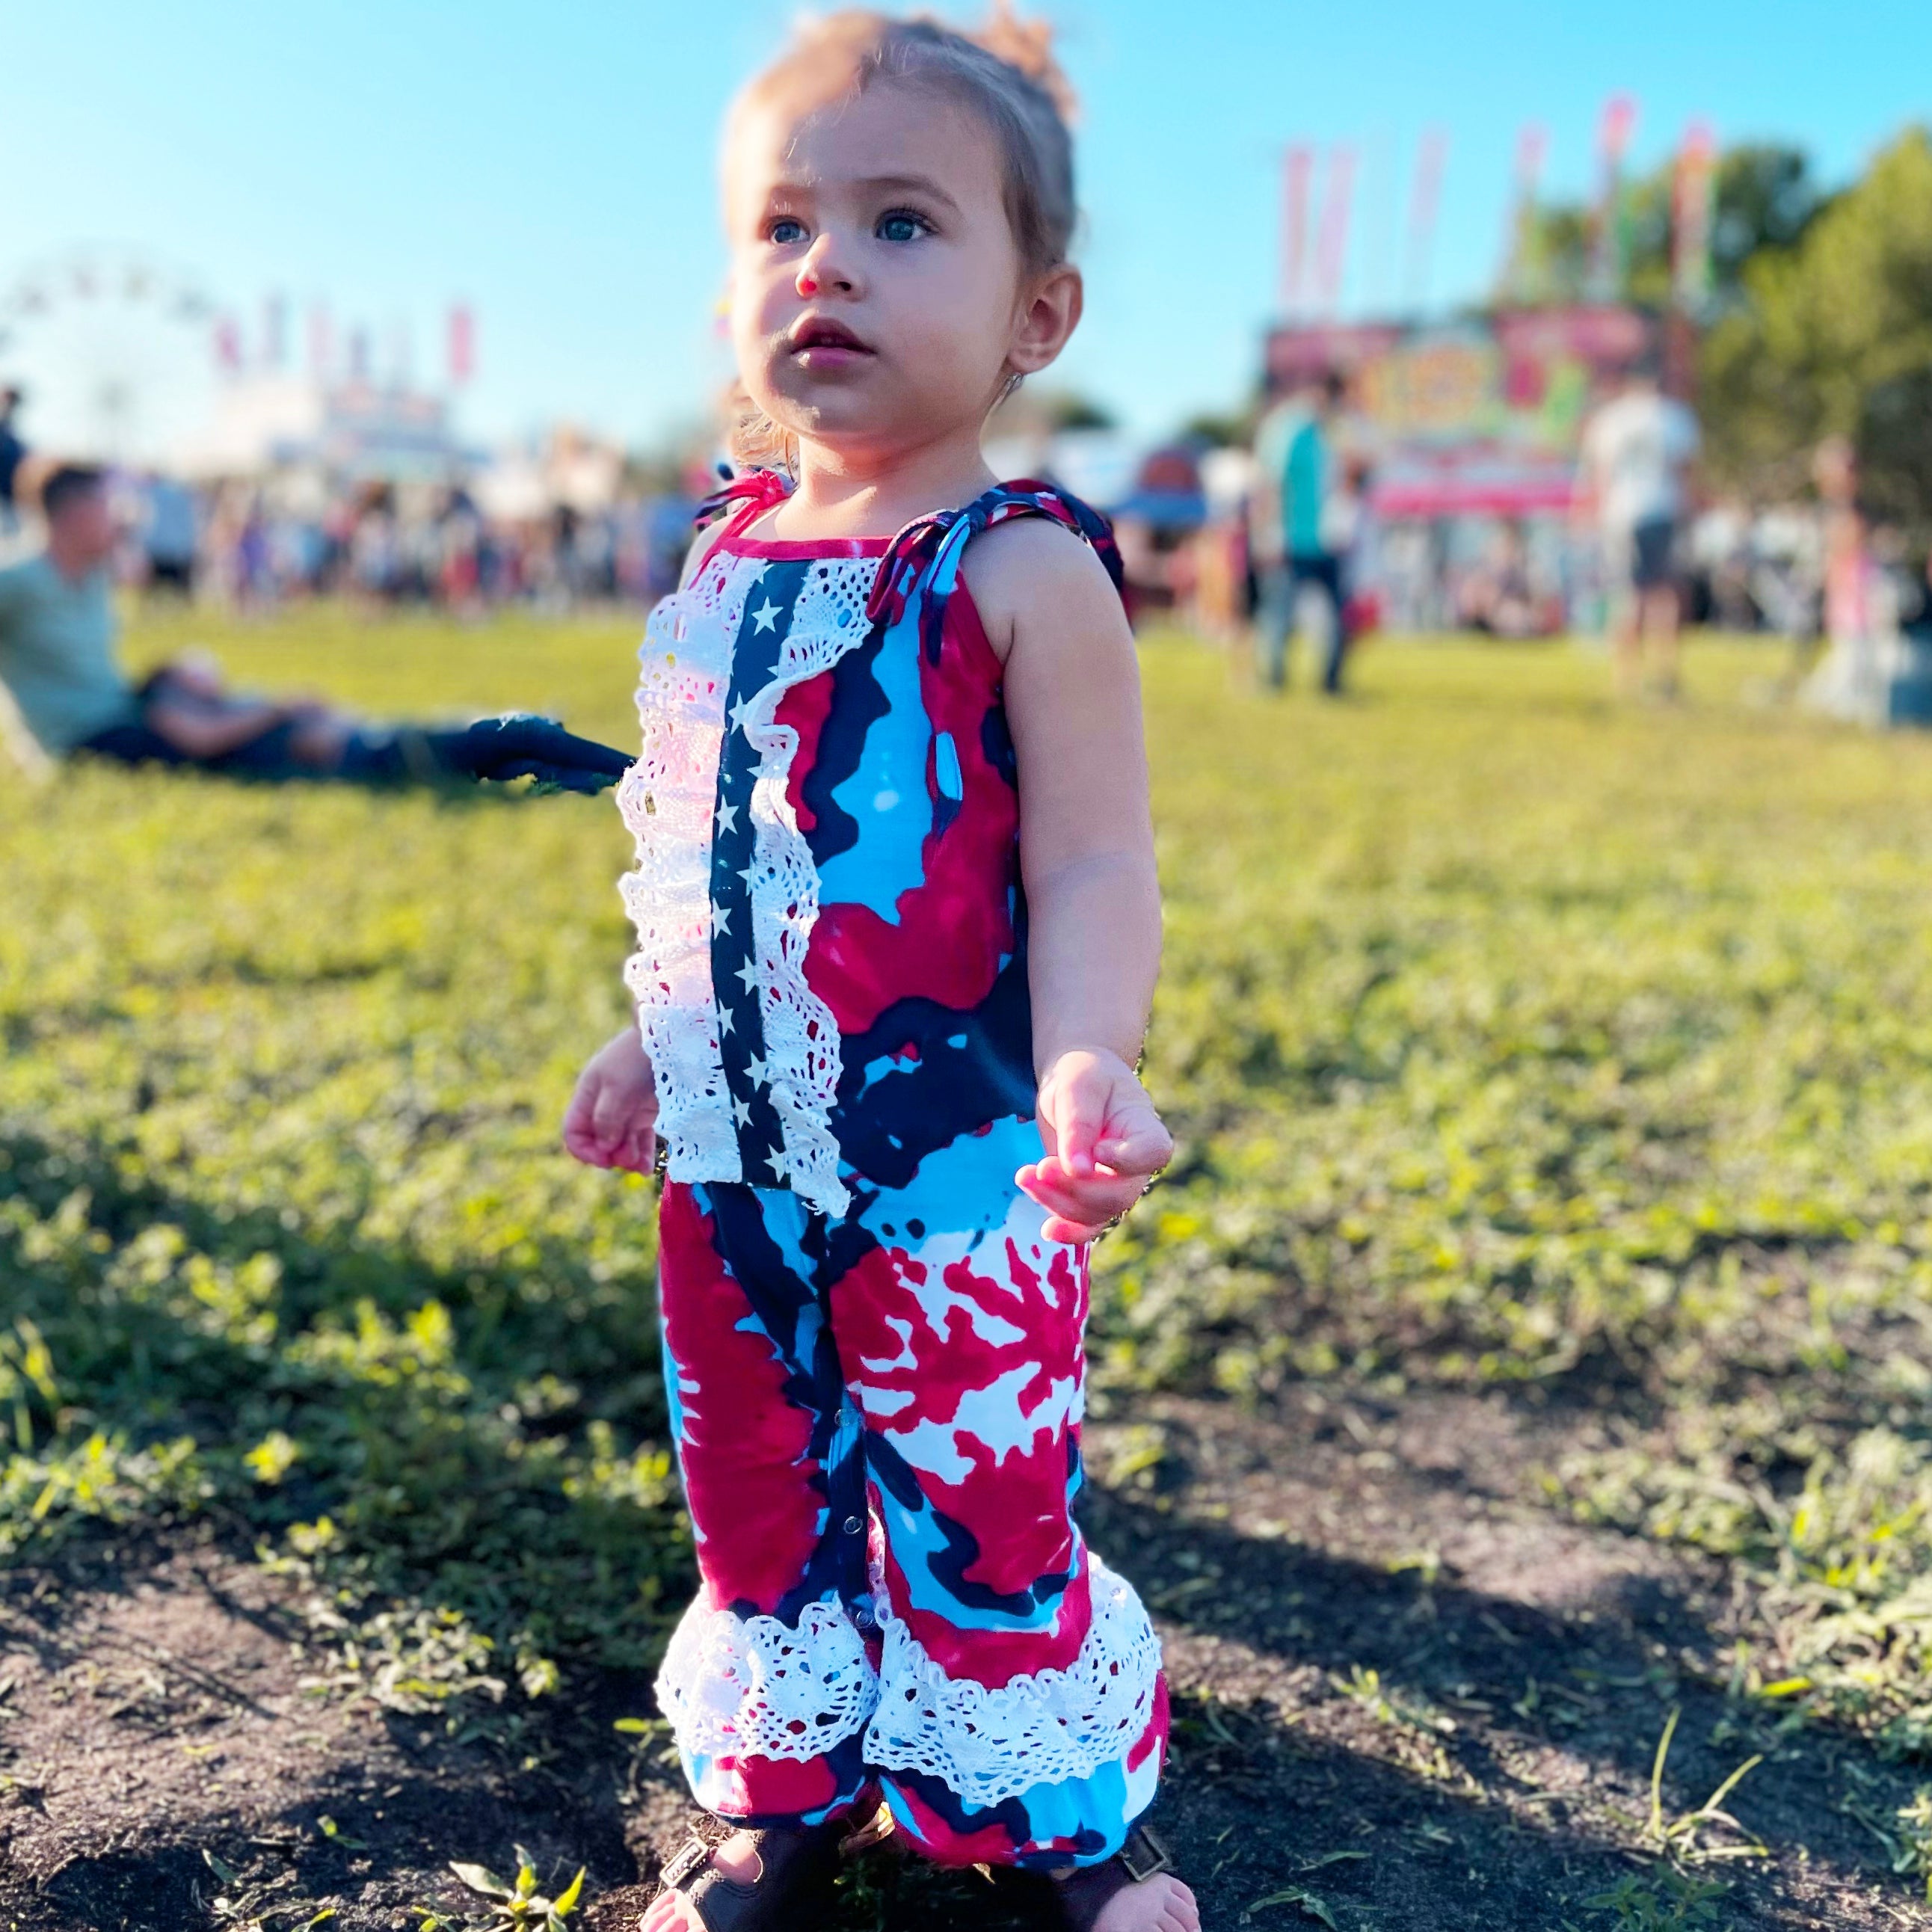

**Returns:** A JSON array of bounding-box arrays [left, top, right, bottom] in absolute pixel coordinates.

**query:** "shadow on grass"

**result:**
[[0, 1122, 684, 1682], [1080, 1482, 1916, 1928], [0, 1125, 1919, 1930]]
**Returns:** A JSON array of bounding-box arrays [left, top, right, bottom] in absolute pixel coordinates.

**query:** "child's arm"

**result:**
[[966, 521, 1169, 1244]]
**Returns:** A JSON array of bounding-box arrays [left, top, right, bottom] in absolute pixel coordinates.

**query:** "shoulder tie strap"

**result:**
[[866, 479, 1125, 665], [694, 467, 793, 540]]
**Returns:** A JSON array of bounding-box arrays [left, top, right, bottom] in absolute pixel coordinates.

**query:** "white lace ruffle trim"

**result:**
[[730, 556, 874, 1219], [655, 1595, 879, 1765], [864, 1555, 1162, 1809], [619, 548, 874, 1217], [655, 1559, 1161, 1811], [620, 545, 750, 1190]]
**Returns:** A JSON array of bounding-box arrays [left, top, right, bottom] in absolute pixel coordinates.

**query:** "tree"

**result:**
[[1700, 128, 1932, 514], [1517, 143, 1821, 311], [1710, 145, 1824, 289], [1857, 368, 1932, 541]]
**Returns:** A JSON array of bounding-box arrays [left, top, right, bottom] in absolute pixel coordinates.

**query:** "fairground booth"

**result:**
[[1266, 305, 1665, 636]]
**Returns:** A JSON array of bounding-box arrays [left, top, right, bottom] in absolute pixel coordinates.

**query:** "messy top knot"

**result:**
[[734, 5, 1079, 278]]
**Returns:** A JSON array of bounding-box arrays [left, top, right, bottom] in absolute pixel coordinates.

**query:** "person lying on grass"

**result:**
[[0, 462, 627, 793], [562, 10, 1195, 1931]]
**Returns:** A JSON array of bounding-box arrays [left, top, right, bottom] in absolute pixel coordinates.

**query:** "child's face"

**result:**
[[726, 80, 1071, 461]]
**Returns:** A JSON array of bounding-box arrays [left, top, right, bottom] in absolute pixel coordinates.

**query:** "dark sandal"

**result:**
[[647, 1822, 843, 1931], [1048, 1824, 1179, 1931]]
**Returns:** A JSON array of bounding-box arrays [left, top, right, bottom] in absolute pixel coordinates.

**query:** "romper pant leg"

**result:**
[[652, 1180, 876, 1828], [831, 1160, 1169, 1869]]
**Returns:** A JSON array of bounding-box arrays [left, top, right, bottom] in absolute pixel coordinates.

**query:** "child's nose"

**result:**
[[797, 234, 859, 298]]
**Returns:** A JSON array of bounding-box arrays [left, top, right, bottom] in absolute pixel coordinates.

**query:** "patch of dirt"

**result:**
[[4, 1391, 1929, 1931]]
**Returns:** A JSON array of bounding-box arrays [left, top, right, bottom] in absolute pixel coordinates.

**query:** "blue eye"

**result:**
[[876, 210, 929, 243], [769, 218, 807, 246]]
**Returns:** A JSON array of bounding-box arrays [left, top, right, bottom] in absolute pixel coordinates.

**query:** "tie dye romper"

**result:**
[[617, 470, 1169, 1870]]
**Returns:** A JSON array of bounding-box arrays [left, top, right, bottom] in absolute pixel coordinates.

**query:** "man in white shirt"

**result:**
[[1578, 359, 1701, 698]]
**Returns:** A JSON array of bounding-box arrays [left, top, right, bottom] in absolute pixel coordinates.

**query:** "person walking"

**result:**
[[1252, 368, 1351, 695], [1577, 356, 1701, 699]]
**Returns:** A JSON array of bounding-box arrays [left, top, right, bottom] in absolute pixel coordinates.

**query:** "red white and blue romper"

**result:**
[[617, 471, 1168, 1868]]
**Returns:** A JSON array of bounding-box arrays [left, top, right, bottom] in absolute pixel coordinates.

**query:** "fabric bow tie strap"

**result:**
[[866, 476, 1127, 667], [698, 469, 1126, 670]]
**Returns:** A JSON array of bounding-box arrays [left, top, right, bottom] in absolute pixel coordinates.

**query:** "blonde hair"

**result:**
[[726, 5, 1078, 469]]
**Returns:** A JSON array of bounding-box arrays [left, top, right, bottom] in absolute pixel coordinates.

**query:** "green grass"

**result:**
[[8, 607, 1932, 1753]]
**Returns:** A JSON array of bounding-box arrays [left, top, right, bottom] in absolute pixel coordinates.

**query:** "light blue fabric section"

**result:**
[[852, 1114, 1044, 1250], [934, 730, 962, 802], [816, 609, 932, 921], [870, 1467, 1080, 1635]]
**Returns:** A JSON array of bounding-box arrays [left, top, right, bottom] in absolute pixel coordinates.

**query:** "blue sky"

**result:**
[[4, 0, 1928, 453]]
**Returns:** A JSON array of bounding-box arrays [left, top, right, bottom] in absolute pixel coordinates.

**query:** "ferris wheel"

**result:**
[[0, 247, 220, 467]]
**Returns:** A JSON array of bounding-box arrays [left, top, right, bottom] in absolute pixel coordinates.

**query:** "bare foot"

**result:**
[[640, 1832, 763, 1932], [1081, 1872, 1201, 1932]]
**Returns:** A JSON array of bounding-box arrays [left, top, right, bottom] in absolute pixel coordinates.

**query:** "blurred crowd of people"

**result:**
[[1127, 357, 1931, 707], [4, 461, 704, 618]]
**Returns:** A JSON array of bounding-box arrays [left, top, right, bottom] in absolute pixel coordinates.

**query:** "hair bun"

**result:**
[[967, 1, 1077, 119]]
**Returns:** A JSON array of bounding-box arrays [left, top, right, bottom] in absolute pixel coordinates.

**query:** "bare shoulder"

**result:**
[[960, 517, 1125, 665], [676, 521, 720, 590]]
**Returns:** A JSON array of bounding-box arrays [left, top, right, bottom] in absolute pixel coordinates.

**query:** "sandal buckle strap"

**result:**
[[1117, 1824, 1174, 1883], [661, 1837, 713, 1889]]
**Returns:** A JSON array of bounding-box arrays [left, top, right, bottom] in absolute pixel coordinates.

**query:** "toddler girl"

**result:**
[[564, 13, 1194, 1929]]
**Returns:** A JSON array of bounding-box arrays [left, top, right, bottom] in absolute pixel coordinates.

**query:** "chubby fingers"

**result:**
[[561, 1078, 612, 1166], [1040, 1073, 1108, 1179], [1015, 1157, 1149, 1245], [1092, 1107, 1174, 1183], [563, 1073, 659, 1173]]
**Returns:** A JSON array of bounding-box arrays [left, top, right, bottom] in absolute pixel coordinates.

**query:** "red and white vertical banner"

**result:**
[[1673, 120, 1717, 313], [1404, 127, 1449, 312], [1313, 145, 1358, 319], [212, 316, 242, 375], [448, 303, 476, 386], [1280, 147, 1314, 321], [1590, 94, 1638, 300], [1501, 123, 1547, 303]]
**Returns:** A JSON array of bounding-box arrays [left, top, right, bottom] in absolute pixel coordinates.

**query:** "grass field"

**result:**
[[8, 609, 1932, 1929]]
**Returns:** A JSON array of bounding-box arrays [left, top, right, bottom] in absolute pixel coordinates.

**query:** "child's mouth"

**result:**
[[788, 317, 875, 369]]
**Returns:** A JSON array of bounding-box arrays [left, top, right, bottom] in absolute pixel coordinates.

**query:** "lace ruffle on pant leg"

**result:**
[[655, 1594, 881, 1765], [862, 1556, 1163, 1811]]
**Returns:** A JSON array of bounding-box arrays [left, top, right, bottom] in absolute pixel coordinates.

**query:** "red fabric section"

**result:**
[[834, 1235, 1092, 1682], [892, 1786, 1038, 1868], [657, 1182, 822, 1615], [705, 1750, 846, 1821], [1129, 1674, 1170, 1773], [805, 581, 1019, 1036]]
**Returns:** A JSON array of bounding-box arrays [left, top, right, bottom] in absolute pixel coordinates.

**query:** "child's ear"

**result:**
[[1009, 264, 1082, 378]]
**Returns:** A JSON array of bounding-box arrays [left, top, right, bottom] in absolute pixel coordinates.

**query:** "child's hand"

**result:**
[[1018, 1048, 1172, 1244], [562, 1024, 659, 1173]]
